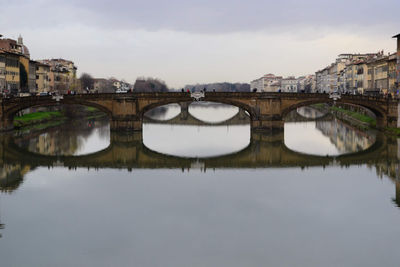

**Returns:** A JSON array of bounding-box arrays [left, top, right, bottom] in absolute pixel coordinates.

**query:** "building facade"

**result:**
[[250, 74, 282, 92], [281, 77, 297, 92], [35, 62, 50, 93], [5, 52, 20, 95], [316, 53, 382, 94], [393, 34, 400, 91], [28, 60, 37, 93], [0, 51, 5, 94], [39, 59, 78, 94]]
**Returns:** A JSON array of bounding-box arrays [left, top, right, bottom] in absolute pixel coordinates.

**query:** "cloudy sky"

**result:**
[[1, 0, 399, 88]]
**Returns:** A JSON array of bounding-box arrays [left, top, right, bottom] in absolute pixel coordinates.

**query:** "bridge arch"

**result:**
[[3, 99, 113, 130], [281, 98, 386, 123]]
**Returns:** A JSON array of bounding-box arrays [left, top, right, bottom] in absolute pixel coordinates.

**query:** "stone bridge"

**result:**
[[143, 104, 333, 126], [0, 92, 399, 131]]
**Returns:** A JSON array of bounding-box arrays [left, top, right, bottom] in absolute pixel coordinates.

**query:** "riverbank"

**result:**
[[312, 103, 400, 136], [14, 107, 106, 131]]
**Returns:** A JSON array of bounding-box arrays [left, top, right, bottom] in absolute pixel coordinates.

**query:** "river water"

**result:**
[[0, 104, 399, 267]]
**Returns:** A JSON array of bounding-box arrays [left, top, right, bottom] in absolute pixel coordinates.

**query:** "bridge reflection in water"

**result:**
[[0, 129, 399, 197], [1, 105, 400, 208]]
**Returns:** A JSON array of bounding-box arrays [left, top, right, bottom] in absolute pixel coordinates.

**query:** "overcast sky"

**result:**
[[1, 0, 399, 88]]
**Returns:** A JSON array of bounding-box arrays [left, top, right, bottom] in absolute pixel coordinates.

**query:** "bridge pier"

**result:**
[[110, 116, 142, 132], [238, 108, 248, 120], [251, 117, 284, 133], [0, 117, 14, 132], [376, 116, 398, 129], [180, 102, 190, 120]]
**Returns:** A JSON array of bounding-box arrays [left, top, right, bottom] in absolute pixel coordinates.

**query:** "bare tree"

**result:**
[[80, 73, 94, 91], [134, 77, 169, 92]]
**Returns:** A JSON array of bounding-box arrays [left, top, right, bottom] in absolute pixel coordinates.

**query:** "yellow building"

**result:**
[[4, 52, 20, 95], [0, 35, 30, 95]]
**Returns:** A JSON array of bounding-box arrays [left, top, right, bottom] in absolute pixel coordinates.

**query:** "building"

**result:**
[[315, 67, 330, 93], [28, 60, 37, 93], [297, 75, 316, 93], [281, 76, 297, 92], [0, 35, 30, 57], [345, 62, 357, 94], [354, 60, 368, 94], [0, 35, 30, 95], [316, 53, 381, 94], [393, 34, 400, 91], [364, 53, 397, 95], [250, 77, 263, 92], [4, 51, 20, 95], [39, 58, 78, 94], [0, 51, 5, 94], [35, 62, 50, 93], [250, 74, 282, 92]]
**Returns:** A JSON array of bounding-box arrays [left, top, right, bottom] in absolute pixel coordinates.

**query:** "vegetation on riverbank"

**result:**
[[14, 111, 64, 128], [311, 103, 376, 131], [311, 103, 400, 136], [14, 106, 106, 130], [329, 106, 376, 126]]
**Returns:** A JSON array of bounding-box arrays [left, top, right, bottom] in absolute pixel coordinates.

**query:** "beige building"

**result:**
[[39, 58, 78, 94], [316, 53, 380, 94], [35, 62, 50, 93], [281, 76, 297, 92], [250, 74, 282, 92], [365, 53, 397, 95]]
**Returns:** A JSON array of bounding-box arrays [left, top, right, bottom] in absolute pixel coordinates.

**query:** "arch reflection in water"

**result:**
[[296, 106, 328, 119], [13, 117, 110, 156], [144, 103, 181, 121], [143, 124, 251, 158], [188, 102, 240, 123]]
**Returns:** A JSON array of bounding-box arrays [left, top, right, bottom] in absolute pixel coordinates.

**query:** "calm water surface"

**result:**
[[0, 104, 399, 267]]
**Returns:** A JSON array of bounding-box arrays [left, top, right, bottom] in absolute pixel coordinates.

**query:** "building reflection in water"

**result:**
[[316, 119, 375, 154], [14, 118, 110, 156]]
